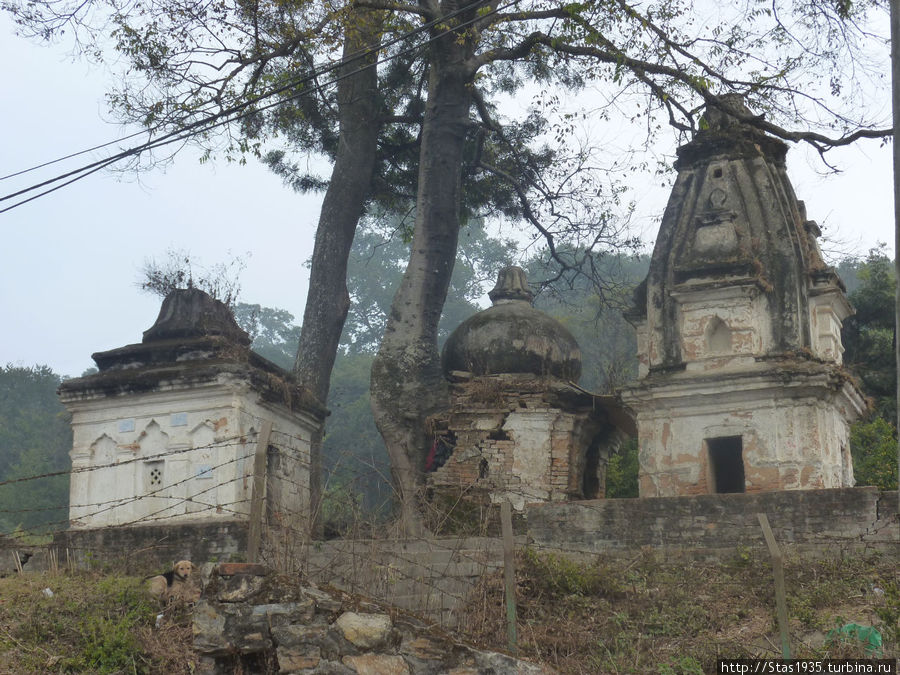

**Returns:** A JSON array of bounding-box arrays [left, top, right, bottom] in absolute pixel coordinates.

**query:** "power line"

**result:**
[[0, 128, 153, 182], [0, 0, 472, 182], [0, 0, 519, 214]]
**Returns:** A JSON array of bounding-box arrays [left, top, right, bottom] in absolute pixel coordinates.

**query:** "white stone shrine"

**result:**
[[59, 289, 326, 532]]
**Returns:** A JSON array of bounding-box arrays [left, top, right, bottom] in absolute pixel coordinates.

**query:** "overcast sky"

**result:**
[[1, 14, 894, 378]]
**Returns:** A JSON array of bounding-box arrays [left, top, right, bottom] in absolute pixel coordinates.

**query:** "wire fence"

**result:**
[[0, 412, 897, 664]]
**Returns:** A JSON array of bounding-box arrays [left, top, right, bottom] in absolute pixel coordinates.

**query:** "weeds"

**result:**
[[0, 571, 195, 674], [874, 580, 900, 646], [459, 547, 898, 674], [658, 656, 704, 675], [521, 549, 622, 598]]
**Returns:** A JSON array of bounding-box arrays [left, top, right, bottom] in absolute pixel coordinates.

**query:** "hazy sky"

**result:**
[[1, 15, 324, 376], [1, 14, 894, 378]]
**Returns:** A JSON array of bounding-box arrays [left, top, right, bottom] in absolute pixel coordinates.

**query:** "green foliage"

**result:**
[[850, 417, 898, 490], [234, 302, 300, 371], [75, 609, 148, 673], [605, 437, 639, 498], [0, 573, 164, 674], [319, 477, 366, 537], [322, 352, 392, 514], [342, 217, 516, 354], [729, 545, 754, 568], [658, 656, 704, 675], [0, 365, 72, 534], [839, 248, 899, 490], [531, 254, 648, 393], [843, 247, 896, 420]]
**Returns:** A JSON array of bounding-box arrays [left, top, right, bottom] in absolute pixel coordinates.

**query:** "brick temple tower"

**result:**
[[429, 266, 633, 510]]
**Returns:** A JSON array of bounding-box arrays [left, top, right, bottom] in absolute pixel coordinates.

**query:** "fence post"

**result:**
[[757, 512, 791, 659], [247, 420, 273, 563], [500, 500, 518, 656]]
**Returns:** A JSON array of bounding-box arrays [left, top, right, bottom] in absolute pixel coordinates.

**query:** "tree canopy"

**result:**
[[5, 0, 892, 528], [839, 248, 899, 490], [0, 365, 71, 535]]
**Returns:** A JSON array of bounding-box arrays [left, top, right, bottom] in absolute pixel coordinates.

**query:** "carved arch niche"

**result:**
[[71, 433, 118, 516], [81, 433, 116, 465], [705, 316, 732, 355], [189, 421, 217, 452], [138, 420, 170, 458]]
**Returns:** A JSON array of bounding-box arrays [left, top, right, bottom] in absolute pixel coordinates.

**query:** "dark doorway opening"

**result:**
[[582, 437, 602, 499], [707, 436, 745, 493]]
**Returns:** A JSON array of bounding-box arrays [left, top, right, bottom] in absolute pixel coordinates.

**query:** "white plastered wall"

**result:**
[[635, 380, 861, 497], [65, 374, 317, 529]]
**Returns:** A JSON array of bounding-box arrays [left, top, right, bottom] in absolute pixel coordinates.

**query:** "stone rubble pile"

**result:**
[[193, 562, 552, 674]]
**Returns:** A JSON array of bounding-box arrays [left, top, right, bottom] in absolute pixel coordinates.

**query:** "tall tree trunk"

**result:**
[[370, 6, 476, 535], [293, 10, 382, 532]]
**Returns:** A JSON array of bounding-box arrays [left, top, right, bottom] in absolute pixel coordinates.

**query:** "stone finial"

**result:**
[[702, 93, 754, 131], [488, 266, 533, 305], [142, 287, 251, 345]]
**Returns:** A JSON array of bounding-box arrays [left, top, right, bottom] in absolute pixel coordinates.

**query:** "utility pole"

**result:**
[[892, 0, 900, 517]]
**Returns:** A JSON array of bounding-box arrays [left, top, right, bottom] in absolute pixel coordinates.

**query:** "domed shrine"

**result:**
[[442, 266, 582, 380], [428, 266, 634, 510], [622, 96, 865, 497]]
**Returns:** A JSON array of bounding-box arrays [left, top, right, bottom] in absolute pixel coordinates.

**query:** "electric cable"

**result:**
[[0, 0, 522, 214], [0, 0, 498, 182]]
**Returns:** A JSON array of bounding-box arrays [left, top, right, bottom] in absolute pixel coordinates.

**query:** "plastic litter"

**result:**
[[41, 588, 53, 598], [826, 623, 883, 657]]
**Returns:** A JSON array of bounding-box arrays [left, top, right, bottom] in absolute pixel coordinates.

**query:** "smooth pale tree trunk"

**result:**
[[293, 11, 382, 531], [370, 10, 476, 535]]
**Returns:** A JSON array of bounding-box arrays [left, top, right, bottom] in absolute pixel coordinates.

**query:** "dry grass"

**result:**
[[458, 547, 899, 674], [0, 569, 196, 674], [0, 546, 894, 674]]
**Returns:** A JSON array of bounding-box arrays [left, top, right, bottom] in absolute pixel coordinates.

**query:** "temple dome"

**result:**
[[441, 266, 582, 380]]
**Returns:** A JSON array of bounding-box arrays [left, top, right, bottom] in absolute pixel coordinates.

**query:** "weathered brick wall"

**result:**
[[428, 375, 610, 509], [526, 487, 899, 556]]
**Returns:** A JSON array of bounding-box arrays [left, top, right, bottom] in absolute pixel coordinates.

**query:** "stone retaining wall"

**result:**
[[4, 489, 894, 628], [54, 519, 248, 569], [299, 537, 509, 626], [0, 521, 248, 575], [525, 487, 899, 557]]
